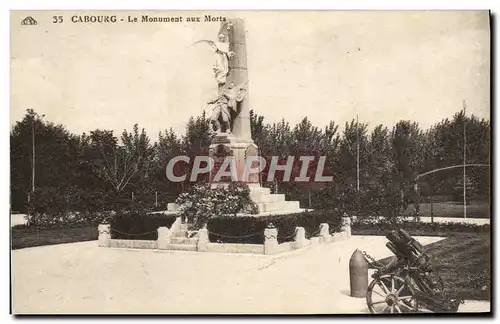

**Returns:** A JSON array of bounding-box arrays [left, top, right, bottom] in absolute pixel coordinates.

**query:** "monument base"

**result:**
[[167, 133, 304, 216], [246, 183, 305, 215], [167, 182, 305, 217]]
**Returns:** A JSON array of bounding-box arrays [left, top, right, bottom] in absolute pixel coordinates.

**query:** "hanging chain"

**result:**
[[361, 250, 385, 269]]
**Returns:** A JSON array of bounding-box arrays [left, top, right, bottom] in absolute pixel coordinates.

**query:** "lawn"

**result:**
[[379, 233, 490, 301], [403, 200, 489, 218], [425, 233, 491, 300], [11, 226, 98, 250]]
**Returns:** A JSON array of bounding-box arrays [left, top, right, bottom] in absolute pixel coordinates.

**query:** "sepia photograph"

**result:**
[[10, 10, 491, 315]]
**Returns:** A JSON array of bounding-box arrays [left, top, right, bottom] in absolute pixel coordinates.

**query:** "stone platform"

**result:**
[[167, 184, 304, 216], [247, 185, 304, 215]]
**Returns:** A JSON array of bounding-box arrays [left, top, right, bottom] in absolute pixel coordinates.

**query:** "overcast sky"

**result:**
[[11, 10, 490, 139]]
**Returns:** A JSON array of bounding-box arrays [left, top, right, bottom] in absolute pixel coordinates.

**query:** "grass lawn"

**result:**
[[403, 200, 489, 218], [425, 233, 491, 300], [11, 226, 98, 250], [379, 233, 490, 301]]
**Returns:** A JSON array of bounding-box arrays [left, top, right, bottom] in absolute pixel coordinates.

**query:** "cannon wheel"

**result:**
[[366, 274, 418, 314]]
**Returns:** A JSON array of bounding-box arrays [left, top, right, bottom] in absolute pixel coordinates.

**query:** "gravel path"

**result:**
[[11, 236, 490, 314]]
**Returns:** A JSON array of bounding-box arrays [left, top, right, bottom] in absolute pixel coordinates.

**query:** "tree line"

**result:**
[[10, 108, 490, 218]]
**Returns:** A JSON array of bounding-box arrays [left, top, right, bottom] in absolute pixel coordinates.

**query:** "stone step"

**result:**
[[171, 237, 198, 245], [256, 201, 301, 213], [167, 244, 197, 252], [250, 193, 285, 203], [248, 209, 306, 216], [172, 229, 199, 238], [172, 231, 187, 237], [248, 185, 271, 195]]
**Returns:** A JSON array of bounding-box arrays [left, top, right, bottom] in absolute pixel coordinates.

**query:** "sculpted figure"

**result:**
[[193, 34, 234, 85], [208, 81, 248, 133]]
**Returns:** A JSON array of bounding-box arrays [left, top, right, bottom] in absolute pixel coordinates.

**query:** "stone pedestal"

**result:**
[[294, 227, 306, 249], [157, 226, 172, 250], [209, 133, 259, 185], [341, 216, 352, 237], [264, 225, 278, 255], [209, 133, 304, 216], [319, 223, 331, 243], [197, 228, 209, 252], [98, 224, 111, 247]]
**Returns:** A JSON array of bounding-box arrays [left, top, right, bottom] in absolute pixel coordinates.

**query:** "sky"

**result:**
[[10, 10, 490, 139]]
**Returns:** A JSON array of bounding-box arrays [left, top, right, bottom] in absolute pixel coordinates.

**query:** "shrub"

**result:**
[[175, 182, 259, 228], [207, 210, 343, 244], [11, 226, 98, 250], [25, 210, 112, 230], [110, 211, 178, 240], [352, 220, 490, 236]]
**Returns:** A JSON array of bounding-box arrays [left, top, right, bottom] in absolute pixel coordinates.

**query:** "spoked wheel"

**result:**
[[366, 274, 418, 314]]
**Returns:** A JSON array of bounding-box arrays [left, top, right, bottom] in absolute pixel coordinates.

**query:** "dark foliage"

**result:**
[[352, 221, 490, 236], [110, 212, 177, 240], [11, 226, 98, 250], [207, 210, 343, 244]]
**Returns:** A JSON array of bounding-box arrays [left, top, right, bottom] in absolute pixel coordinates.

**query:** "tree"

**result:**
[[334, 119, 369, 214], [153, 128, 184, 205], [391, 120, 425, 213], [10, 109, 82, 212], [86, 124, 153, 211]]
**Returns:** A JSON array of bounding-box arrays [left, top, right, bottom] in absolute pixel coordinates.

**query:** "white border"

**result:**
[[3, 1, 497, 323]]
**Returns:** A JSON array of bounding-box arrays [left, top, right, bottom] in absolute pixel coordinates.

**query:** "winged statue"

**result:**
[[192, 34, 235, 85]]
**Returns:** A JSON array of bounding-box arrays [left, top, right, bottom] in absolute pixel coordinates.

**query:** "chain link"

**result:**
[[111, 228, 159, 236], [207, 230, 262, 239], [361, 250, 385, 269]]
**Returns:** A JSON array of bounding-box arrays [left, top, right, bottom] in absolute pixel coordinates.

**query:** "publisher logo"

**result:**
[[21, 16, 38, 26]]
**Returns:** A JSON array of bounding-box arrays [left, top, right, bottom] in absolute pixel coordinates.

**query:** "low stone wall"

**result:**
[[276, 241, 294, 254], [206, 243, 264, 254], [108, 239, 158, 249], [98, 216, 351, 255]]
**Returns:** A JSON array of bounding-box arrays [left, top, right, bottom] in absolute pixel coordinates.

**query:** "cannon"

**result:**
[[364, 228, 463, 314]]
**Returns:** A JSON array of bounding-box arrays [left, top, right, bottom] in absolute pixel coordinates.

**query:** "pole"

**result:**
[[31, 119, 35, 194], [463, 100, 467, 219], [155, 191, 158, 207], [356, 114, 360, 192], [430, 196, 434, 223]]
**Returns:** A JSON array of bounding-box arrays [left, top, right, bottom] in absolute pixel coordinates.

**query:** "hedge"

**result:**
[[207, 210, 343, 244], [11, 226, 98, 250], [352, 221, 490, 236], [110, 212, 178, 240]]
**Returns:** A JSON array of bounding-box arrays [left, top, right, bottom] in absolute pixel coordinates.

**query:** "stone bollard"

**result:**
[[157, 227, 172, 250], [349, 249, 368, 298], [319, 223, 330, 243], [341, 216, 352, 237], [264, 223, 278, 255], [197, 227, 209, 252], [294, 227, 306, 249], [98, 224, 111, 247]]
